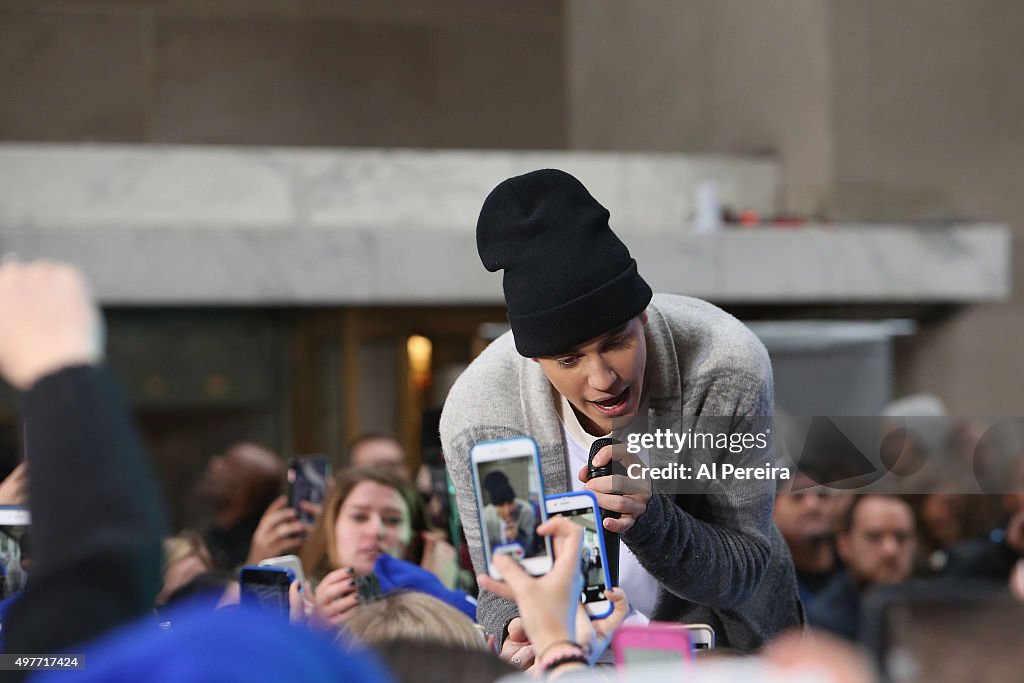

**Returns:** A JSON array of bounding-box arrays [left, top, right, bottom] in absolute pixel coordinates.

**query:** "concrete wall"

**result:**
[[0, 0, 566, 149], [566, 0, 834, 214], [829, 0, 1024, 414]]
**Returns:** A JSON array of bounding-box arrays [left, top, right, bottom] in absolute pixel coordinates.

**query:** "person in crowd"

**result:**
[[373, 640, 517, 683], [0, 260, 168, 669], [909, 486, 969, 574], [441, 169, 801, 656], [939, 458, 1024, 581], [348, 432, 411, 480], [808, 494, 917, 641], [156, 530, 215, 606], [0, 461, 27, 506], [344, 591, 484, 650], [195, 441, 287, 570], [0, 260, 394, 683], [300, 466, 475, 626], [773, 475, 840, 606], [481, 471, 536, 554]]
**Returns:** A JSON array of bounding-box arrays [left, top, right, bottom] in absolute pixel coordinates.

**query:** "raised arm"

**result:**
[[0, 261, 167, 660]]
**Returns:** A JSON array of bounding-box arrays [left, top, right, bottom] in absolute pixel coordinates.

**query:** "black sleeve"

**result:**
[[3, 365, 167, 662]]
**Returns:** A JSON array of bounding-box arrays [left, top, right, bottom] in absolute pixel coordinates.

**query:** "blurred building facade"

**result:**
[[1, 0, 1021, 526]]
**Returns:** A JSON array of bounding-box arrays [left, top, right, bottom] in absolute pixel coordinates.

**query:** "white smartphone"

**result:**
[[259, 554, 306, 586], [470, 437, 553, 580], [546, 491, 613, 618], [685, 623, 716, 650]]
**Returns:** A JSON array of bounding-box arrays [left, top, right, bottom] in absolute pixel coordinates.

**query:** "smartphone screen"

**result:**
[[546, 492, 612, 618], [0, 506, 30, 602], [288, 457, 331, 525], [239, 566, 293, 617], [471, 437, 551, 578]]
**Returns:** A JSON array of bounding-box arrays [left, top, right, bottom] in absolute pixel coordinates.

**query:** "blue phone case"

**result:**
[[544, 490, 614, 619], [470, 436, 552, 578], [239, 565, 296, 616]]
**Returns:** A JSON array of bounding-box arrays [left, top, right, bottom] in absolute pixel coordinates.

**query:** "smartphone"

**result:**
[[353, 573, 383, 603], [470, 437, 553, 580], [239, 565, 295, 617], [0, 505, 31, 602], [685, 623, 716, 650], [288, 456, 331, 524], [545, 491, 613, 619], [259, 554, 306, 587], [612, 623, 694, 668]]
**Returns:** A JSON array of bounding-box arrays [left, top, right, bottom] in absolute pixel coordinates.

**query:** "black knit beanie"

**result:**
[[483, 471, 516, 505], [476, 169, 652, 357]]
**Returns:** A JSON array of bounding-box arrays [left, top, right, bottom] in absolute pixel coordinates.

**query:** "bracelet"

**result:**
[[542, 652, 588, 675], [538, 643, 588, 674]]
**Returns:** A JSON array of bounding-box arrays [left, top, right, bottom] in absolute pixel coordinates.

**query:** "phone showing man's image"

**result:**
[[239, 565, 295, 618], [288, 456, 331, 524], [545, 491, 613, 618], [470, 437, 553, 579]]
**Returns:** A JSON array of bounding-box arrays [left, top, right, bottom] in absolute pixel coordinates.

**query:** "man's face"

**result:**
[[838, 496, 916, 587], [774, 491, 832, 544], [495, 500, 516, 522], [351, 438, 410, 480], [534, 313, 648, 436]]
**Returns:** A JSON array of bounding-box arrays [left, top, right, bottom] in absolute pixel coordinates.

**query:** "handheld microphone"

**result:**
[[588, 437, 621, 586]]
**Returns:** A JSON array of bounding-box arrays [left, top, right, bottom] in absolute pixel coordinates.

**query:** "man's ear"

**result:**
[[531, 357, 540, 364], [640, 311, 648, 327]]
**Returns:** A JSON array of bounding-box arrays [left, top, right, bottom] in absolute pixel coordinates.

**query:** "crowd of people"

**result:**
[[0, 169, 1020, 681], [775, 449, 1024, 644]]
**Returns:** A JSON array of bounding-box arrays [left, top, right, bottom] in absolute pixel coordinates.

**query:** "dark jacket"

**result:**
[[3, 366, 167, 674]]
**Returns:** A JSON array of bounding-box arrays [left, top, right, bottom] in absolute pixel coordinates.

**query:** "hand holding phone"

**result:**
[[312, 567, 363, 626], [477, 516, 583, 654], [245, 495, 306, 565], [546, 491, 614, 618]]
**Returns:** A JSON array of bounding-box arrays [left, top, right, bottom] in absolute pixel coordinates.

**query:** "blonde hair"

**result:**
[[343, 591, 485, 651], [163, 530, 213, 573]]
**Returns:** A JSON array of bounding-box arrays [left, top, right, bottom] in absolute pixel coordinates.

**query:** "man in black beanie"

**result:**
[[441, 169, 802, 661], [481, 471, 536, 554]]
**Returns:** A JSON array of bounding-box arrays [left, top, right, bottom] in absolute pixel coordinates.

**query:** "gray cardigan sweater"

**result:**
[[440, 294, 803, 650]]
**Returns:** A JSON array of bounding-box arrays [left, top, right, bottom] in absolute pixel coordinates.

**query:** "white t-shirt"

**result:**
[[556, 394, 660, 622]]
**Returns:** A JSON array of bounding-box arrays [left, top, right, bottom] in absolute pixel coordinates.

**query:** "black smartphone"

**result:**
[[239, 565, 295, 617], [353, 573, 382, 603], [587, 437, 622, 585], [288, 456, 331, 524]]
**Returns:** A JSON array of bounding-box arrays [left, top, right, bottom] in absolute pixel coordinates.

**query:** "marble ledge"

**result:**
[[0, 143, 779, 236], [0, 225, 1009, 306]]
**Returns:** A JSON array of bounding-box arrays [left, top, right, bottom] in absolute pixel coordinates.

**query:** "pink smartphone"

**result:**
[[612, 623, 694, 668]]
